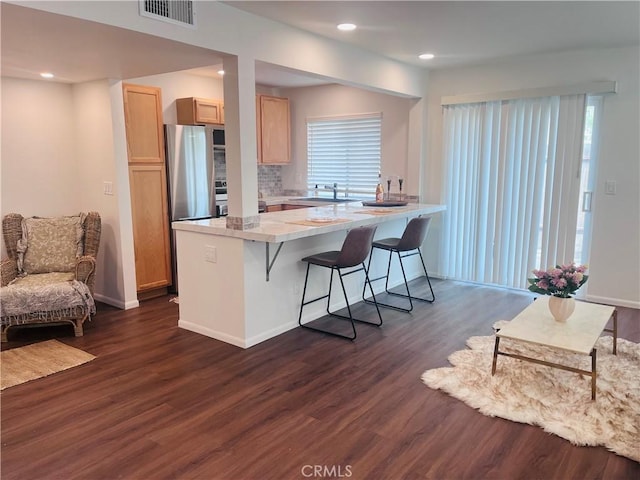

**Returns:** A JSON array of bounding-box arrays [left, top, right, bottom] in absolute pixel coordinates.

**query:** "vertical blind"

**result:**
[[307, 114, 381, 198], [442, 94, 586, 289]]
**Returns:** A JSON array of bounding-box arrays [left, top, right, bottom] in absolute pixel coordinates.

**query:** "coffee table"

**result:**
[[491, 297, 617, 400]]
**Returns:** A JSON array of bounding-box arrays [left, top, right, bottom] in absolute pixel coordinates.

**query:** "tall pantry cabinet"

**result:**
[[122, 83, 172, 298]]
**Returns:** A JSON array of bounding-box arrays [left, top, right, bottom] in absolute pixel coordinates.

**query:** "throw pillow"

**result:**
[[19, 214, 85, 274]]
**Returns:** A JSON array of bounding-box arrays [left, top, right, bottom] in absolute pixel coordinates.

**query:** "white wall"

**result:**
[[280, 84, 415, 194], [1, 78, 78, 218], [1, 78, 78, 258], [425, 46, 640, 307], [72, 79, 128, 306]]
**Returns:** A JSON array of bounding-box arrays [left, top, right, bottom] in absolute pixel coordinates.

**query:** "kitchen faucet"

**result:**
[[324, 183, 338, 199]]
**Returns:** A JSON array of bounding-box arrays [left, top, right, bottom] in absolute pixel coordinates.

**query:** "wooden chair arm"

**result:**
[[75, 256, 97, 294], [1, 258, 18, 287]]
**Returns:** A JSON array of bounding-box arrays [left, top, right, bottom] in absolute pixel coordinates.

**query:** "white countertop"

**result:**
[[173, 202, 446, 243]]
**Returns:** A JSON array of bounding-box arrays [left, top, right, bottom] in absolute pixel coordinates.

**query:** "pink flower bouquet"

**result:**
[[528, 263, 589, 298]]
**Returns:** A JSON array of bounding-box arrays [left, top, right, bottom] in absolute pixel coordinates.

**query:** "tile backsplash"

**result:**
[[258, 165, 283, 196], [214, 150, 284, 196]]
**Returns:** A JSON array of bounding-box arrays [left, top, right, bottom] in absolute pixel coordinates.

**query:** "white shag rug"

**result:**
[[421, 321, 640, 462]]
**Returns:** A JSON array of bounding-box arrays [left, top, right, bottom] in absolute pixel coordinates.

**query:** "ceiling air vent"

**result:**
[[139, 0, 196, 28]]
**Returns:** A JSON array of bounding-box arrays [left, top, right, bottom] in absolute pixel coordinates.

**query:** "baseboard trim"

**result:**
[[244, 322, 298, 348], [429, 276, 639, 309], [94, 293, 139, 310], [178, 319, 246, 348], [584, 295, 640, 309], [177, 319, 300, 349]]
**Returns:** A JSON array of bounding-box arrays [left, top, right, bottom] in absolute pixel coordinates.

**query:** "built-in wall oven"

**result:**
[[215, 180, 228, 217], [215, 182, 267, 215]]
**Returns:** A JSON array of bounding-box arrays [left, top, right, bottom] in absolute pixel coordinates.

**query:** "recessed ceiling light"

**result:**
[[418, 53, 435, 60], [337, 23, 357, 31], [40, 72, 54, 78], [217, 70, 225, 76]]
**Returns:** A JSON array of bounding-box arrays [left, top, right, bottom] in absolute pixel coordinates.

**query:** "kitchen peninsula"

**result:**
[[173, 201, 445, 348]]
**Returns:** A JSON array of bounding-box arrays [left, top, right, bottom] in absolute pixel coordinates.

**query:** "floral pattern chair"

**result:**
[[0, 212, 101, 342]]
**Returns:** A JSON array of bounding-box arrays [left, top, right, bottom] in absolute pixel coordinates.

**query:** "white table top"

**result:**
[[172, 202, 446, 243], [497, 297, 615, 354]]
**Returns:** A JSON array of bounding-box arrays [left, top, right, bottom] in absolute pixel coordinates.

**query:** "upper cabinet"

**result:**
[[122, 84, 165, 164], [257, 94, 291, 165], [176, 97, 224, 125]]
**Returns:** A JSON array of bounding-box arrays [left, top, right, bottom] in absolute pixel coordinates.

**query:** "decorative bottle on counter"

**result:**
[[375, 174, 384, 203]]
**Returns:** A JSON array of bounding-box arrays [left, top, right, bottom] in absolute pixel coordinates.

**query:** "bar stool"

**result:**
[[297, 225, 383, 340], [364, 216, 435, 312]]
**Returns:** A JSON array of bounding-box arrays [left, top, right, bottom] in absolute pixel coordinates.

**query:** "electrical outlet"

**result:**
[[103, 181, 113, 196], [205, 245, 217, 263]]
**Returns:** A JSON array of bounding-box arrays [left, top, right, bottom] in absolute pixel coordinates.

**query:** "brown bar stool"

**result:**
[[364, 216, 435, 312], [297, 225, 383, 340]]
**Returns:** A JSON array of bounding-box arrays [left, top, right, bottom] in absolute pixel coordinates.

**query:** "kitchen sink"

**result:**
[[293, 197, 356, 203]]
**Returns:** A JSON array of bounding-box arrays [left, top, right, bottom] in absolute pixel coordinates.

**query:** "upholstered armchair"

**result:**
[[0, 212, 101, 342]]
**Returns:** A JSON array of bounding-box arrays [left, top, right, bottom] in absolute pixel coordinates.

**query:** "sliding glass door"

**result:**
[[442, 93, 601, 291]]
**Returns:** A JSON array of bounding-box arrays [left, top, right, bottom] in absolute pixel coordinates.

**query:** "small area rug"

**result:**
[[421, 322, 640, 462], [1, 339, 95, 390]]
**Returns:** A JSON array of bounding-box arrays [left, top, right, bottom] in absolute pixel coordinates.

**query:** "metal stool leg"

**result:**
[[299, 225, 382, 340], [362, 262, 383, 326], [383, 248, 434, 303], [416, 248, 435, 302], [364, 247, 435, 312], [300, 264, 382, 341]]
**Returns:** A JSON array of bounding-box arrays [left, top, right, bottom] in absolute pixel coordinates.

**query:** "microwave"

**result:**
[[212, 128, 225, 148]]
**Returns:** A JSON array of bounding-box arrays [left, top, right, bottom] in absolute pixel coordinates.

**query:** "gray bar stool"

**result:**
[[364, 216, 435, 312], [297, 225, 383, 340]]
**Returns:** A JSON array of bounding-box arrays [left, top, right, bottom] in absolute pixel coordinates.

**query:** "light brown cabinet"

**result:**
[[257, 95, 290, 164], [176, 97, 224, 125], [282, 204, 309, 210], [128, 165, 172, 292], [122, 83, 172, 297], [265, 204, 309, 212], [123, 84, 165, 164]]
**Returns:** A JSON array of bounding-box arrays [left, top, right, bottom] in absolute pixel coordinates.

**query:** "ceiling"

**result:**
[[226, 1, 640, 69], [0, 3, 225, 84], [1, 1, 639, 88]]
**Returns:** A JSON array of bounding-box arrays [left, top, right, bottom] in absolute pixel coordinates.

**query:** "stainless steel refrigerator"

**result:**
[[165, 124, 216, 292], [165, 124, 216, 221]]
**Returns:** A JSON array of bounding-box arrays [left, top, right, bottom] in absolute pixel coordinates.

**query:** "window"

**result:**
[[307, 113, 381, 198], [442, 94, 591, 290]]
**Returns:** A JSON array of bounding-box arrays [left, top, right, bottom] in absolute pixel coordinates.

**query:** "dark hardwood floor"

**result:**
[[2, 279, 638, 479]]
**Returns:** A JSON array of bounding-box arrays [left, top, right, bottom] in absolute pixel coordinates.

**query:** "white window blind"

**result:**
[[307, 114, 381, 198], [442, 94, 586, 290]]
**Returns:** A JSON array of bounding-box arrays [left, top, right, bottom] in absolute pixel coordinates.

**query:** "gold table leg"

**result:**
[[604, 309, 618, 355], [591, 348, 597, 401], [613, 310, 618, 355], [491, 336, 500, 375]]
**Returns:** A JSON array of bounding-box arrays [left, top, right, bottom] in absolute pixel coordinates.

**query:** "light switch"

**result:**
[[605, 180, 616, 195]]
